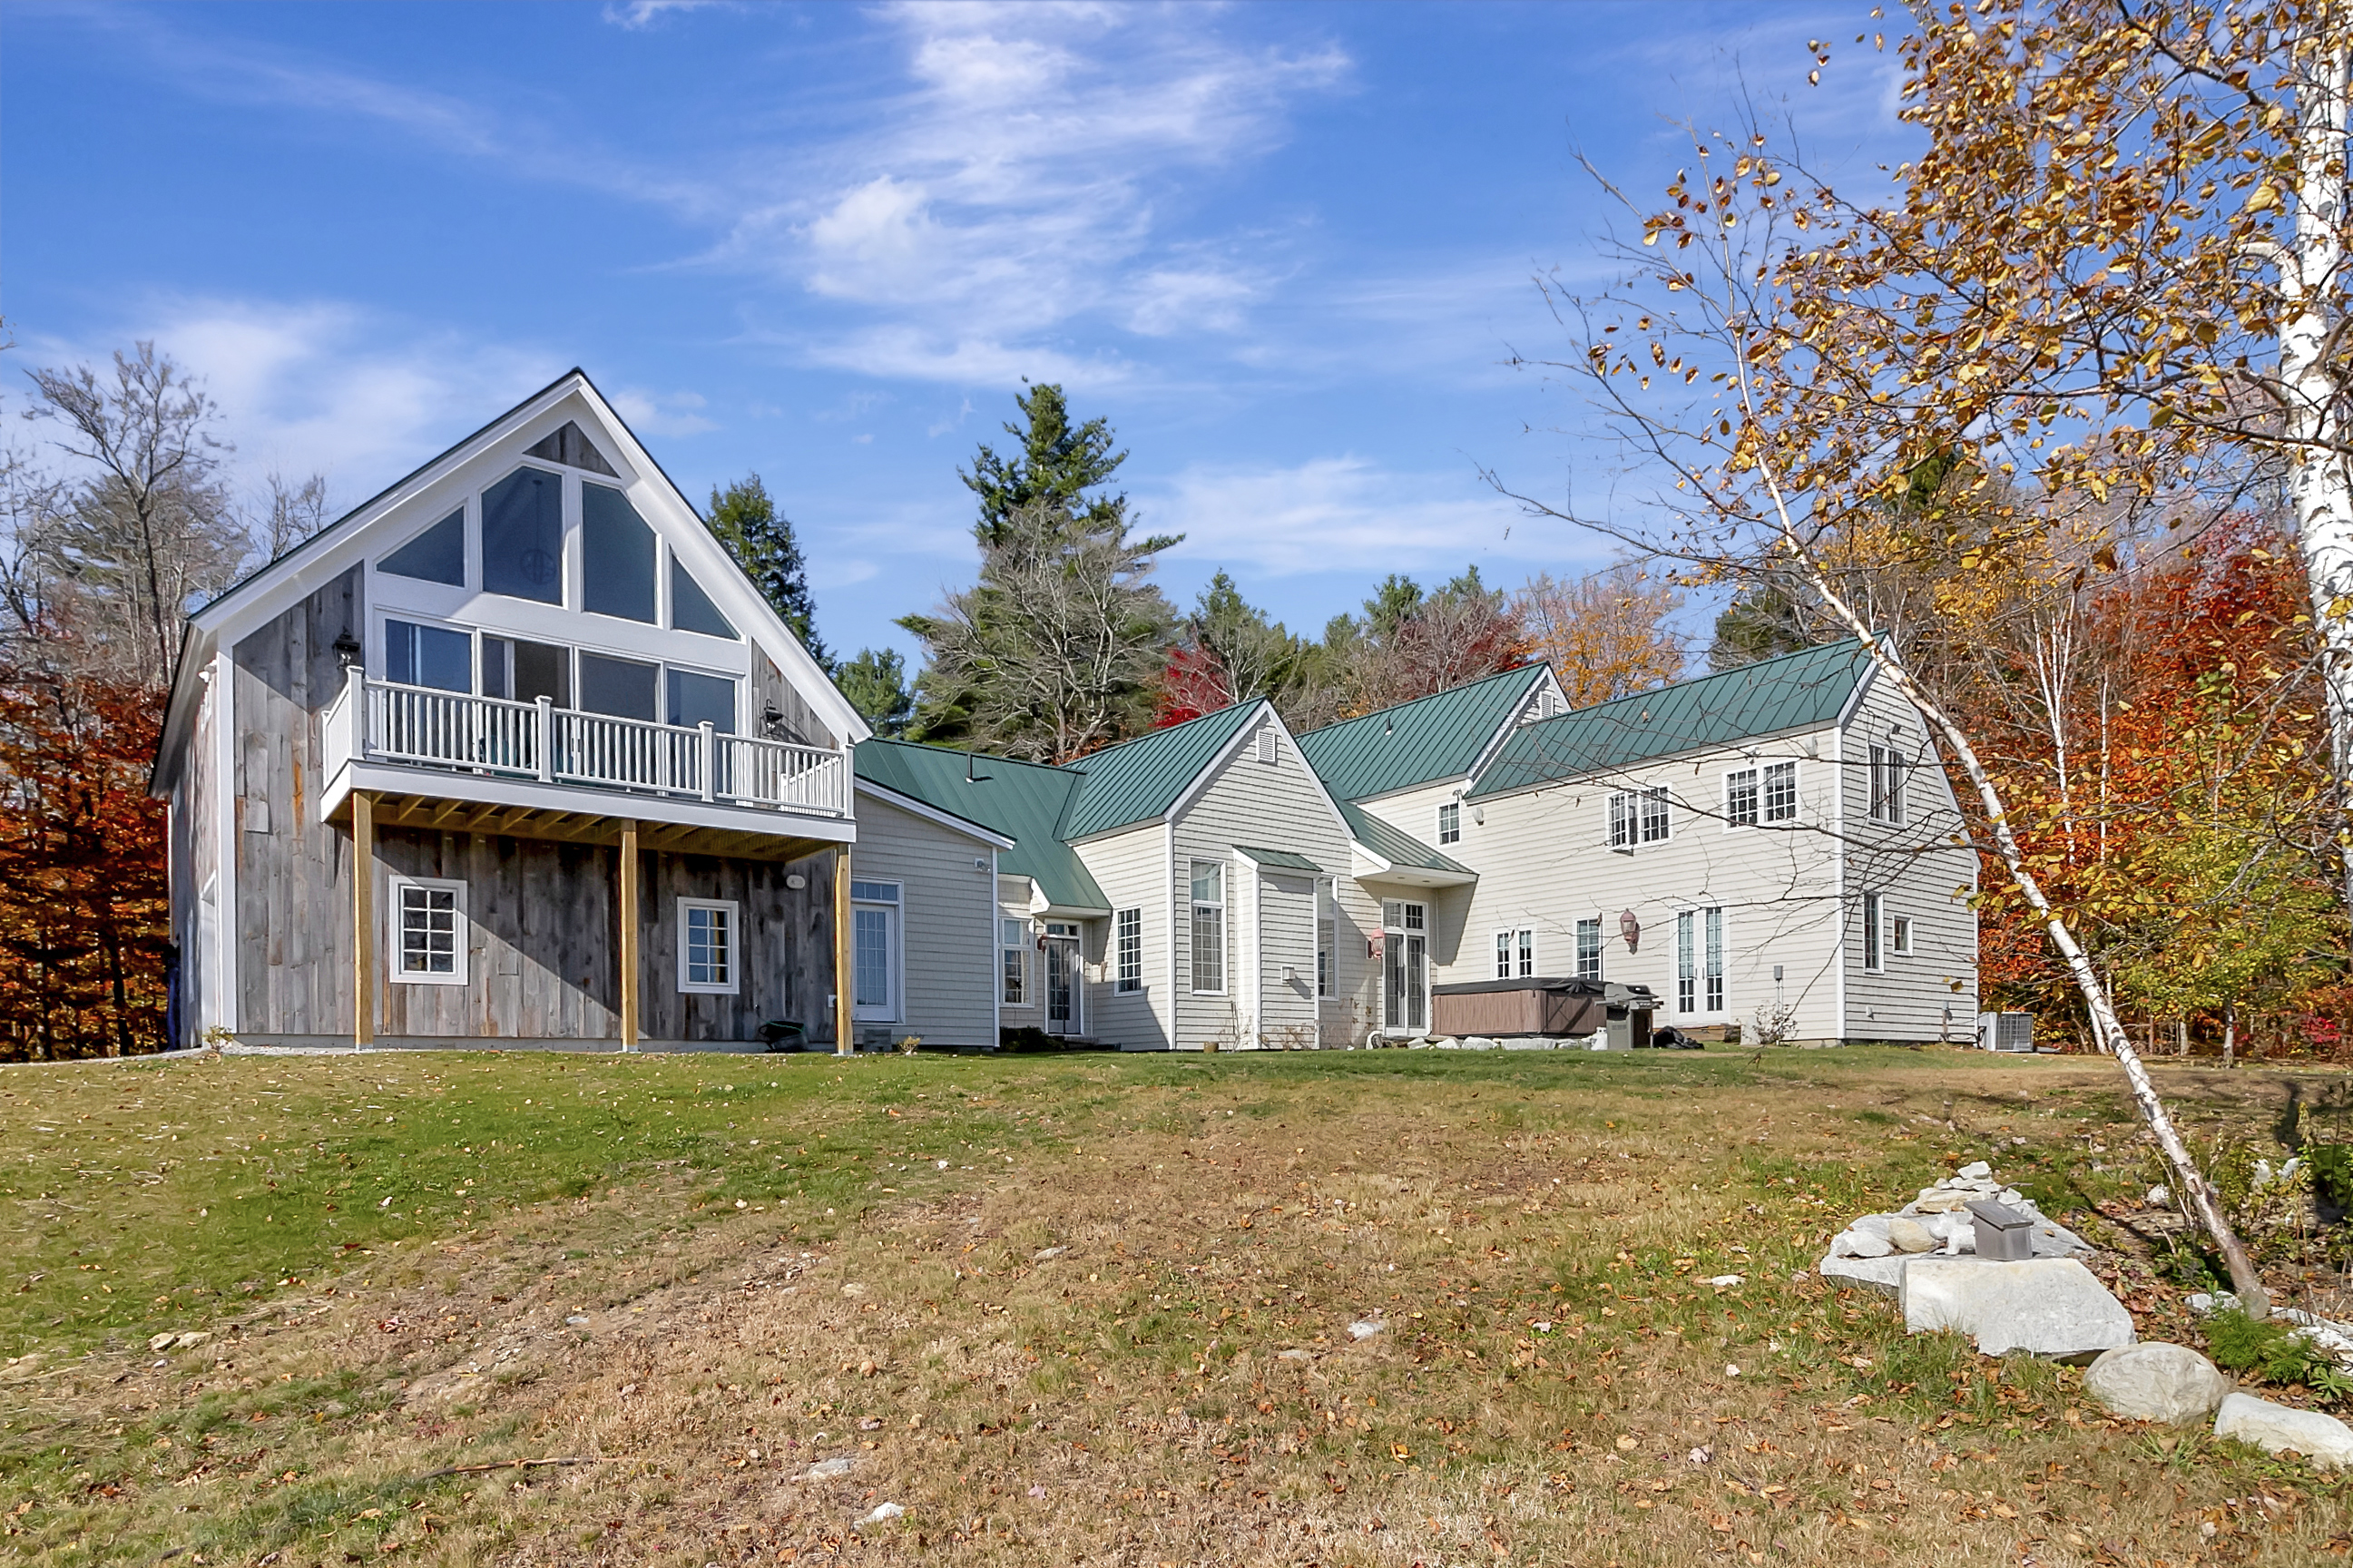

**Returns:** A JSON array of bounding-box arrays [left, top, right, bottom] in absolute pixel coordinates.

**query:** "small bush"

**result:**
[[2203, 1308, 2353, 1402], [2306, 1143, 2353, 1210]]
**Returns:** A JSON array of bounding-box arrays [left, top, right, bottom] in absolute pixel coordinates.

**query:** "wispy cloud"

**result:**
[[1148, 456, 1611, 579], [16, 298, 565, 514], [710, 4, 1350, 383]]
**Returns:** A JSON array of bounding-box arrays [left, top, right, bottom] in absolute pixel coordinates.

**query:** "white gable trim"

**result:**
[[155, 369, 867, 793], [1163, 702, 1356, 847], [855, 779, 1016, 849]]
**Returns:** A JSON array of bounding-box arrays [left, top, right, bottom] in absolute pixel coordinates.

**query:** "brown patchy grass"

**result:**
[[4, 1045, 2352, 1566]]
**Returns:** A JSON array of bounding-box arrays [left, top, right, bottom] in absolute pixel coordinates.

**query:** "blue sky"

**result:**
[[5, 1, 1900, 666]]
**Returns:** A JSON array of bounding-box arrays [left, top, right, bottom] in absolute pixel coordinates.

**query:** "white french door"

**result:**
[[1043, 922, 1081, 1035], [1381, 899, 1427, 1035], [851, 879, 900, 1022]]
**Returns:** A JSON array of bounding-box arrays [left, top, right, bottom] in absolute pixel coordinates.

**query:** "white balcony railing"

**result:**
[[324, 671, 848, 817]]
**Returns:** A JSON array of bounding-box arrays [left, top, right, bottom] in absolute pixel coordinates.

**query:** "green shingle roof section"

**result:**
[[1235, 846, 1323, 872], [1337, 800, 1474, 875], [1295, 664, 1550, 802], [853, 740, 1109, 912], [1467, 640, 1872, 800], [1057, 701, 1261, 839]]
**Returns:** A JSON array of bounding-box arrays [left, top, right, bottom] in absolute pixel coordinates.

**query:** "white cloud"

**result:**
[[1148, 456, 1611, 578], [18, 298, 564, 517], [603, 0, 727, 29], [705, 5, 1350, 381], [609, 387, 718, 437]]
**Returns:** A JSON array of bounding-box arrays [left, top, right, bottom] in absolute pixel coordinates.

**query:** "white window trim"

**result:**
[[1115, 906, 1143, 995], [1437, 800, 1461, 846], [1862, 891, 1886, 973], [851, 880, 904, 1023], [1762, 759, 1800, 824], [377, 612, 480, 693], [1492, 926, 1535, 980], [1189, 859, 1227, 995], [677, 897, 740, 995], [389, 875, 468, 985], [1891, 912, 1914, 957], [1574, 916, 1604, 983], [1722, 765, 1760, 831], [1869, 741, 1908, 825], [1000, 916, 1032, 1007]]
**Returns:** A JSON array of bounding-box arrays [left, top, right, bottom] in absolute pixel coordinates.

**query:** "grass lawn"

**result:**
[[1, 1044, 2348, 1565]]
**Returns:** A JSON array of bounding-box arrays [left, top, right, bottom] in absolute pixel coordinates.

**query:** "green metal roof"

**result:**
[[853, 740, 1109, 912], [1467, 640, 1871, 800], [1058, 701, 1261, 839], [1294, 664, 1551, 802], [1235, 846, 1323, 872], [1336, 799, 1474, 875]]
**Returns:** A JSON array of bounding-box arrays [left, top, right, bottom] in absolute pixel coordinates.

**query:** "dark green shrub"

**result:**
[[2306, 1143, 2353, 1210], [2204, 1308, 2353, 1401]]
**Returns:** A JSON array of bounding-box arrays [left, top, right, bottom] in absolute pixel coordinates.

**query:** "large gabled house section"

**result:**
[[1455, 638, 1978, 1044], [152, 370, 869, 1052]]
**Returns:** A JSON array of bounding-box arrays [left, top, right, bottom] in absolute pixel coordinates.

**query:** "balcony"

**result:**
[[321, 671, 851, 848]]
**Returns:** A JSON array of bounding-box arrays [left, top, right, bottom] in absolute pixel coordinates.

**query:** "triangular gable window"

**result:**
[[524, 420, 619, 477], [671, 561, 738, 639], [378, 508, 465, 585]]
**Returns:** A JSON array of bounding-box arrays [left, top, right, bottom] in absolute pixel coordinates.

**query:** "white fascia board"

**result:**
[[1460, 664, 1558, 782], [854, 779, 1016, 849], [1832, 636, 1894, 731], [319, 760, 856, 847], [567, 377, 869, 749], [1162, 702, 1356, 849]]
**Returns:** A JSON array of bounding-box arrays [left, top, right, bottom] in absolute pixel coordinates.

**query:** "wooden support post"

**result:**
[[353, 790, 376, 1050], [619, 821, 641, 1052], [834, 845, 854, 1054]]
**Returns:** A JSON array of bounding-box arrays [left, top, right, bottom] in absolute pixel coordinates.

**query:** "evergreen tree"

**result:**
[[960, 382, 1179, 554], [903, 388, 1180, 759], [706, 474, 828, 670], [836, 647, 915, 738]]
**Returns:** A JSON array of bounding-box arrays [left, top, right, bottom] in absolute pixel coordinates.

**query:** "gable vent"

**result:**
[[1256, 728, 1278, 766], [525, 420, 619, 477]]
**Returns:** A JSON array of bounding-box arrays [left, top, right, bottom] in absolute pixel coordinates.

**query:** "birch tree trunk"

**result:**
[[2281, 43, 2353, 920], [1741, 463, 2275, 1317]]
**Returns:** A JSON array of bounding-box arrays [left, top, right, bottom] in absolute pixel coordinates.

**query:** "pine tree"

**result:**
[[836, 647, 914, 738], [706, 475, 828, 670], [960, 383, 1178, 554]]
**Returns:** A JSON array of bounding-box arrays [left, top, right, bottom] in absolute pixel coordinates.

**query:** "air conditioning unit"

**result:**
[[1977, 1012, 2034, 1053]]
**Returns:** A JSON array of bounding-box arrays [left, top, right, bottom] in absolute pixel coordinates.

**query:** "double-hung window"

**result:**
[[1491, 927, 1534, 978], [1437, 801, 1461, 845], [1189, 861, 1226, 994], [1001, 917, 1029, 1005], [1315, 881, 1336, 997], [1726, 768, 1760, 828], [1575, 917, 1603, 982], [679, 899, 738, 994], [1115, 907, 1143, 995], [1640, 786, 1671, 843], [1869, 742, 1907, 824], [1863, 892, 1885, 971], [1676, 907, 1724, 1014], [1763, 760, 1799, 822], [392, 877, 466, 985], [1609, 787, 1668, 848], [851, 880, 900, 1021]]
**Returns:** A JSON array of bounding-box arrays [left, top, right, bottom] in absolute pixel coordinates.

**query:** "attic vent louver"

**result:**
[[525, 420, 619, 477]]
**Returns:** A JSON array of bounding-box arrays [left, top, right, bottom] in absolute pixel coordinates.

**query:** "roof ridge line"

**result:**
[[1295, 662, 1546, 740]]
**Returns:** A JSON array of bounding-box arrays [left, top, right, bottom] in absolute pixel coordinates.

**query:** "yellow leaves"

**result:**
[[2245, 182, 2282, 215]]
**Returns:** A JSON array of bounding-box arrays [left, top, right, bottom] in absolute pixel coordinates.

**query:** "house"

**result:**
[[1307, 642, 1980, 1045], [155, 371, 1975, 1055], [152, 371, 885, 1052]]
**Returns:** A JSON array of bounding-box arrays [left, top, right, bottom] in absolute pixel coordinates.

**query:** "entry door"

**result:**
[[1043, 922, 1081, 1035], [1382, 899, 1427, 1035]]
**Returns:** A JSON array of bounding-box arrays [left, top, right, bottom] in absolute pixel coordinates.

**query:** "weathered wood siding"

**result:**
[[231, 568, 363, 1036], [754, 649, 836, 750], [369, 835, 840, 1043]]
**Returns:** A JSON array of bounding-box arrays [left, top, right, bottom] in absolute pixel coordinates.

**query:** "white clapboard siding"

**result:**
[[851, 796, 998, 1049], [1070, 825, 1173, 1048]]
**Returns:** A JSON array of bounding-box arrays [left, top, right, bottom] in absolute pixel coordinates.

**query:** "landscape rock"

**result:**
[[2082, 1343, 2232, 1424], [798, 1456, 855, 1481], [858, 1502, 907, 1528], [1819, 1254, 1907, 1296], [1901, 1258, 2135, 1360], [1348, 1318, 1385, 1340], [1886, 1218, 1939, 1254], [2213, 1392, 2353, 1467]]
